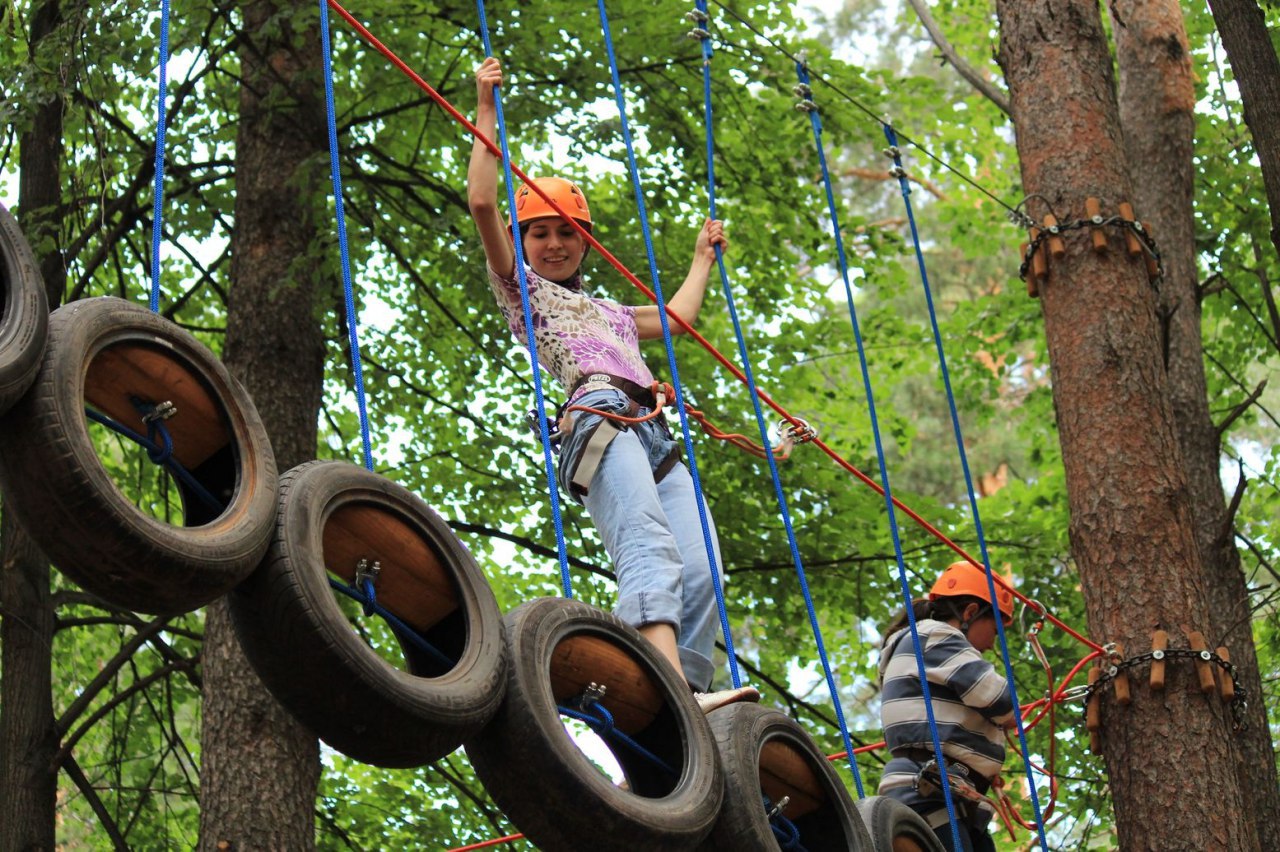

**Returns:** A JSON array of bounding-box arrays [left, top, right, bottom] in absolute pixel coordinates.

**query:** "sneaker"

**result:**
[[694, 685, 761, 715]]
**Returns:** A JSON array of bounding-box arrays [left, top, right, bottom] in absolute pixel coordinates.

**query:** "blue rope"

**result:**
[[764, 797, 808, 852], [473, 0, 574, 599], [593, 0, 740, 688], [688, 4, 865, 795], [558, 701, 677, 777], [793, 61, 957, 841], [148, 0, 172, 314], [882, 124, 1049, 849], [84, 408, 225, 514], [319, 0, 375, 471], [328, 577, 458, 672]]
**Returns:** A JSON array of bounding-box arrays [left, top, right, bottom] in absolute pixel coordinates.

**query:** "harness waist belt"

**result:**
[[899, 749, 991, 795], [568, 372, 657, 410]]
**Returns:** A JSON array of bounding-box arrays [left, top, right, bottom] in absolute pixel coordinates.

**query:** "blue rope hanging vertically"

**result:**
[[882, 125, 1050, 849], [793, 60, 960, 836], [593, 0, 743, 689], [319, 0, 375, 471], [689, 3, 866, 795], [472, 0, 574, 599], [148, 0, 172, 314]]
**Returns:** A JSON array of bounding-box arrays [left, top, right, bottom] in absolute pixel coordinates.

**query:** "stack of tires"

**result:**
[[0, 204, 947, 850]]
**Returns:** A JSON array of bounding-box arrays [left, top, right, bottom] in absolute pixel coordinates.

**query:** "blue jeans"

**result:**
[[557, 389, 722, 691]]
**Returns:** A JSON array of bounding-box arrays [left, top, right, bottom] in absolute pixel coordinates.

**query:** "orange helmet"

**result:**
[[929, 561, 1015, 625], [510, 177, 592, 230]]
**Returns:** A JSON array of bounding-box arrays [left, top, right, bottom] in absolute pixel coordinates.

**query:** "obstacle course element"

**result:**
[[466, 597, 723, 851], [229, 460, 508, 767], [699, 702, 872, 850], [0, 296, 277, 613], [856, 796, 945, 852], [0, 201, 48, 417]]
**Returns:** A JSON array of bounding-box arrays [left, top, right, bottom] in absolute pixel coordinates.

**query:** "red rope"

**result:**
[[449, 833, 524, 851]]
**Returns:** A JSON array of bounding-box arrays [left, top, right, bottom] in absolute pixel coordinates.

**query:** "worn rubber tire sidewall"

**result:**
[[700, 702, 873, 851], [0, 297, 276, 614], [856, 795, 946, 852], [465, 597, 724, 851], [0, 200, 49, 416], [228, 460, 508, 768]]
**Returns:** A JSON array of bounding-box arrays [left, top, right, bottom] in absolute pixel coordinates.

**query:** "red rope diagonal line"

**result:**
[[449, 833, 523, 851], [324, 0, 1101, 654]]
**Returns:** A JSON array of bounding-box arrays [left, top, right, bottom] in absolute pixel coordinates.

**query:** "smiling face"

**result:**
[[521, 217, 588, 283]]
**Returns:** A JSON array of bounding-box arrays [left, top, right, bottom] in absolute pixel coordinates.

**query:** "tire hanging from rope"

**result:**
[[0, 297, 278, 614], [700, 702, 873, 850], [465, 597, 724, 852], [229, 460, 509, 767], [0, 201, 48, 418]]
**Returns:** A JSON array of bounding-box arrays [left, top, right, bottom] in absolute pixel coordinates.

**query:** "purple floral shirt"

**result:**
[[488, 265, 654, 399]]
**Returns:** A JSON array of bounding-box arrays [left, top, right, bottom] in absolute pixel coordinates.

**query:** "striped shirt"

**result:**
[[877, 619, 1014, 828]]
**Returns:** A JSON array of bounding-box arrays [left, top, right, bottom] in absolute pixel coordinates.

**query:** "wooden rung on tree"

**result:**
[[1188, 631, 1217, 695], [1215, 646, 1235, 702], [1085, 197, 1108, 252], [1043, 214, 1067, 258], [1117, 201, 1143, 256], [1150, 629, 1168, 691], [1112, 642, 1131, 706], [1086, 665, 1102, 752]]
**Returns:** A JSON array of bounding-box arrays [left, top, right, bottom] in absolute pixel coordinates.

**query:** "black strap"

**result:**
[[568, 372, 657, 410]]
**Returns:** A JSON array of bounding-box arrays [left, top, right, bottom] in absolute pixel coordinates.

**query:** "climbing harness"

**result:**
[[533, 373, 819, 487]]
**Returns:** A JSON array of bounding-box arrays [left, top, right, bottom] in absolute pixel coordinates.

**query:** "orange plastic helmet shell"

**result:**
[[929, 561, 1015, 625], [510, 177, 592, 229]]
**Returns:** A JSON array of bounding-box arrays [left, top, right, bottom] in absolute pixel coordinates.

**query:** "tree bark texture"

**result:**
[[0, 1, 67, 847], [1109, 2, 1278, 848], [1206, 0, 1280, 265], [994, 2, 1251, 849], [196, 0, 327, 847]]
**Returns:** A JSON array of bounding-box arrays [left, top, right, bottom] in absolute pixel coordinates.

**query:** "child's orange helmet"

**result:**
[[511, 177, 592, 229], [929, 561, 1015, 625]]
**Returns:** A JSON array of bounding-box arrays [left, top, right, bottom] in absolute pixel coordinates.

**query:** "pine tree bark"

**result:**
[[1109, 2, 1278, 848], [1205, 0, 1280, 264], [196, 0, 327, 846], [994, 2, 1252, 849], [0, 0, 67, 847]]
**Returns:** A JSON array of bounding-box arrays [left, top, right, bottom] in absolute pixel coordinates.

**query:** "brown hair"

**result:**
[[879, 595, 990, 649]]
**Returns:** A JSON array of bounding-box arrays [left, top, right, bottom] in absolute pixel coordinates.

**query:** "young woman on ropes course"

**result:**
[[467, 57, 758, 714], [877, 561, 1021, 852]]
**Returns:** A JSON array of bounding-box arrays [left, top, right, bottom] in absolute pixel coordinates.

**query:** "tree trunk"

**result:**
[[196, 0, 327, 847], [1206, 0, 1280, 264], [1109, 2, 1278, 848], [0, 1, 67, 847], [994, 2, 1252, 849]]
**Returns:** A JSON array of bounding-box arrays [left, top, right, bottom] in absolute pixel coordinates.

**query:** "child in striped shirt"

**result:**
[[877, 562, 1019, 852]]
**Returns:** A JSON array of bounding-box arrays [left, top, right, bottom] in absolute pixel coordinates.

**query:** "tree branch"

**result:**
[[1215, 379, 1267, 437], [62, 753, 130, 851], [905, 0, 1012, 116]]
